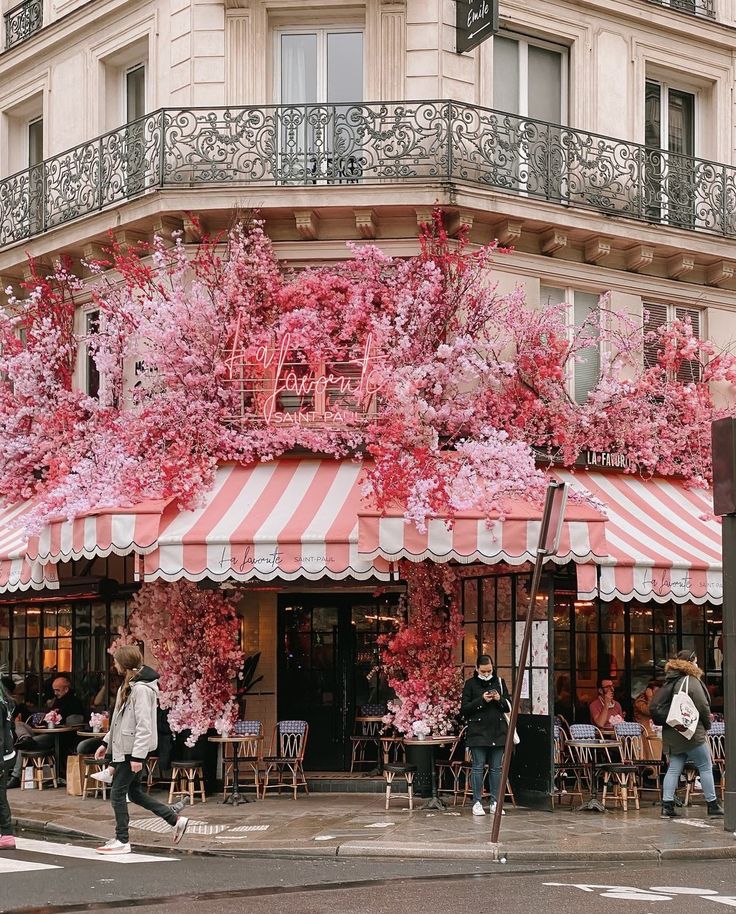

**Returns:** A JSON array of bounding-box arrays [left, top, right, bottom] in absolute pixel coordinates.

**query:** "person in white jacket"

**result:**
[[95, 645, 189, 855]]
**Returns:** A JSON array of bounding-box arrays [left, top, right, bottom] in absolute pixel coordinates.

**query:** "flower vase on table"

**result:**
[[44, 710, 61, 729]]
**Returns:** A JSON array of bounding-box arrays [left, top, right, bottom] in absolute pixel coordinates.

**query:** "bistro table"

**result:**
[[30, 726, 78, 781], [403, 736, 456, 811], [208, 735, 263, 806], [565, 738, 622, 812], [353, 716, 385, 775]]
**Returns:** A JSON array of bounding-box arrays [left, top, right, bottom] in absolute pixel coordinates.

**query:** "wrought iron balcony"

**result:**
[[4, 0, 42, 50], [646, 0, 715, 19], [1, 100, 735, 250]]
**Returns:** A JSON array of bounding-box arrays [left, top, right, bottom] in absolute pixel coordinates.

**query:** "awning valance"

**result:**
[[142, 460, 391, 583], [559, 470, 722, 605], [0, 498, 170, 592]]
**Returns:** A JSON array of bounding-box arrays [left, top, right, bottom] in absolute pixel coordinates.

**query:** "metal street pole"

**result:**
[[490, 480, 567, 844], [712, 418, 736, 832]]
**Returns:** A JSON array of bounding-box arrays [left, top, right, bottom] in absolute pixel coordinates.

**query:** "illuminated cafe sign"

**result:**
[[456, 0, 499, 54], [224, 331, 384, 427], [534, 446, 636, 471]]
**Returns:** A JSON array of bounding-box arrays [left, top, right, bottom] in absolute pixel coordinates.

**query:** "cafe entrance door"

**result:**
[[277, 593, 400, 770]]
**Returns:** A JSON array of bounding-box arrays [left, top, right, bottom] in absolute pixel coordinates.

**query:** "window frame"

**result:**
[[490, 30, 569, 124], [273, 25, 365, 105], [123, 62, 146, 124], [540, 285, 604, 404]]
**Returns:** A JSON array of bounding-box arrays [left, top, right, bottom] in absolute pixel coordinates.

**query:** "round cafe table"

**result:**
[[564, 738, 622, 812], [403, 736, 456, 811], [208, 735, 263, 806], [30, 726, 78, 781]]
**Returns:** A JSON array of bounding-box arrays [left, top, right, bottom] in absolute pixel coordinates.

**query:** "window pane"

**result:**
[[668, 89, 694, 157], [28, 118, 43, 167], [492, 36, 519, 114], [281, 33, 318, 104], [645, 81, 661, 149], [463, 578, 478, 622], [85, 310, 100, 399], [126, 66, 146, 122], [327, 32, 363, 104], [528, 45, 561, 123], [600, 600, 624, 632]]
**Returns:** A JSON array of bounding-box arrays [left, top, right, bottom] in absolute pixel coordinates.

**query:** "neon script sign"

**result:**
[[224, 330, 384, 426]]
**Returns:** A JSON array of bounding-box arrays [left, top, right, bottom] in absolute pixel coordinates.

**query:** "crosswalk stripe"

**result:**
[[14, 837, 178, 865], [0, 858, 60, 874]]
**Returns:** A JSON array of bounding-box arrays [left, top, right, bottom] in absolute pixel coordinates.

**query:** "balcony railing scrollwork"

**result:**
[[646, 0, 715, 19], [1, 100, 736, 249], [4, 0, 42, 50]]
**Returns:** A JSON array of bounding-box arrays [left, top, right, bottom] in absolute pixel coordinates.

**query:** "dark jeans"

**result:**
[[0, 768, 13, 836], [110, 760, 177, 843], [470, 745, 504, 805]]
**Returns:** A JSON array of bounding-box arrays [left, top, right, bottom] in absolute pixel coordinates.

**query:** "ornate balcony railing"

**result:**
[[1, 100, 736, 249], [4, 0, 42, 50], [646, 0, 715, 19]]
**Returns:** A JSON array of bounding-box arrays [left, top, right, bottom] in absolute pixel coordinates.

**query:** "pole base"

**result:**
[[577, 797, 606, 812], [419, 796, 448, 811]]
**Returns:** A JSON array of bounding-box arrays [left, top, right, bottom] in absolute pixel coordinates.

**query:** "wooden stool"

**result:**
[[81, 757, 109, 799], [384, 763, 416, 810], [168, 761, 206, 805], [20, 751, 57, 790]]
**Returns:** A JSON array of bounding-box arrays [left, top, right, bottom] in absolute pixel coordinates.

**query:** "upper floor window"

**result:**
[[126, 64, 145, 123], [492, 33, 567, 125], [84, 310, 100, 399], [541, 286, 601, 404], [644, 303, 701, 383], [276, 29, 363, 105], [27, 115, 42, 167]]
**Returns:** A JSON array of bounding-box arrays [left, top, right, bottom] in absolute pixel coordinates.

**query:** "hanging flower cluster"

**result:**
[[120, 581, 244, 743], [378, 562, 464, 736], [1, 212, 735, 537]]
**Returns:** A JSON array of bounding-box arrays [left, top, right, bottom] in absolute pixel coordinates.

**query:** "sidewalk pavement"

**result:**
[[9, 786, 736, 863]]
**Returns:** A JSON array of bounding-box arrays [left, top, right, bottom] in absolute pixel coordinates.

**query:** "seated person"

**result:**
[[7, 674, 85, 787], [588, 678, 625, 730]]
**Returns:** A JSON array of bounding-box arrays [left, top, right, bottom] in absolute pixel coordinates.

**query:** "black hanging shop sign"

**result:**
[[456, 0, 499, 54]]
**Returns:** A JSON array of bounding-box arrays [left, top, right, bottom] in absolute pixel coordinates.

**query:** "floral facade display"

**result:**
[[378, 563, 464, 737], [112, 581, 244, 743], [1, 212, 734, 537]]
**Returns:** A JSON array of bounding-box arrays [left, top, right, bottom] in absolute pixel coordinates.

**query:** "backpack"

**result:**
[[648, 679, 678, 726]]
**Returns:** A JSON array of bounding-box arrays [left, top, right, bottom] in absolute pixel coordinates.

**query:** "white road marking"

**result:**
[[0, 858, 61, 874], [650, 887, 718, 895], [14, 837, 178, 864]]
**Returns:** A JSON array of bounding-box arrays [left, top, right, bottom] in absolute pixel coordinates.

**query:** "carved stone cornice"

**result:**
[[294, 210, 320, 240], [626, 245, 655, 273], [541, 229, 567, 256], [495, 220, 523, 246], [706, 260, 736, 288], [667, 253, 695, 281], [584, 237, 612, 265], [354, 208, 377, 239]]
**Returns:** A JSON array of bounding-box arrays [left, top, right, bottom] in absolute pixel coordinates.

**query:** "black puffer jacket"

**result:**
[[460, 673, 511, 748]]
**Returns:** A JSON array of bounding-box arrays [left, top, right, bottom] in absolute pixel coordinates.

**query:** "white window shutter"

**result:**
[[643, 302, 668, 370], [573, 292, 600, 404], [674, 306, 701, 383]]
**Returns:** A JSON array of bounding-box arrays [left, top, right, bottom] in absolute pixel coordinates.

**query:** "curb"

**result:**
[[13, 814, 736, 864]]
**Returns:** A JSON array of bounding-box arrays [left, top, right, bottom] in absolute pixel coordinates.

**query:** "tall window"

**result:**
[[276, 28, 364, 184], [84, 310, 100, 399], [645, 80, 696, 229], [541, 286, 601, 404], [124, 65, 146, 195], [492, 34, 567, 124], [126, 64, 145, 122], [491, 34, 567, 199], [28, 116, 43, 233], [277, 29, 363, 105], [643, 302, 702, 382]]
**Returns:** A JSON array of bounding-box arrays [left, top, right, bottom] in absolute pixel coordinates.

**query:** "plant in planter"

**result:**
[[378, 562, 464, 738]]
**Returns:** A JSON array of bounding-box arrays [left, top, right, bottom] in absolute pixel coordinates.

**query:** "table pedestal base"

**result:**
[[419, 795, 447, 811], [223, 790, 249, 806]]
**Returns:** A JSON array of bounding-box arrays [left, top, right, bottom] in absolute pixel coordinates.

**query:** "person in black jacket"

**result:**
[[460, 654, 511, 817], [0, 679, 16, 848]]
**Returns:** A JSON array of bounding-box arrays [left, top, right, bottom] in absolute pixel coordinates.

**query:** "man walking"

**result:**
[[461, 654, 511, 816]]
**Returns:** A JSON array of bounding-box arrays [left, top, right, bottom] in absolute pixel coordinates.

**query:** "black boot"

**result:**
[[661, 801, 677, 818], [707, 800, 724, 817]]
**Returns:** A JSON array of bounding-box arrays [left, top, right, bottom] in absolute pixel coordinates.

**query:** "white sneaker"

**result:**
[[90, 769, 114, 785], [172, 816, 189, 845], [472, 801, 486, 816], [490, 802, 506, 816], [95, 839, 131, 855]]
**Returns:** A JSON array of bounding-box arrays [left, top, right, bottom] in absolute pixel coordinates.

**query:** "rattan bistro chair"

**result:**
[[435, 727, 467, 806], [260, 720, 309, 800], [707, 721, 726, 801], [349, 704, 385, 772], [223, 720, 263, 798], [553, 725, 585, 808]]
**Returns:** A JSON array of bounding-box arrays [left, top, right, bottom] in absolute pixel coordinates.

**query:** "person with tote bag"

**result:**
[[660, 650, 723, 819]]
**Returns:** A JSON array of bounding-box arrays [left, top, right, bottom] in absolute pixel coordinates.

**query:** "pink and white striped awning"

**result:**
[[559, 470, 722, 605], [141, 460, 391, 583], [0, 498, 169, 592]]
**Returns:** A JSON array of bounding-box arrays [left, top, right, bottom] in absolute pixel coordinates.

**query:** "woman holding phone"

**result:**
[[460, 654, 511, 817]]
